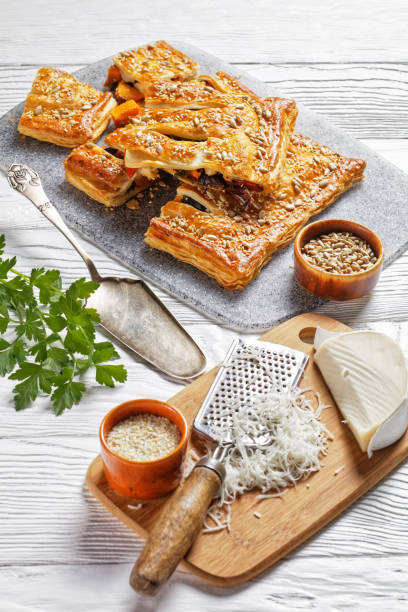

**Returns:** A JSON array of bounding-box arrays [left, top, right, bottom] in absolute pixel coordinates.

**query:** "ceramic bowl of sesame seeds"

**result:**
[[294, 219, 384, 301], [99, 399, 189, 499]]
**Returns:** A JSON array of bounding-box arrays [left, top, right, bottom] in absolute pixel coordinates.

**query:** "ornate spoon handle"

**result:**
[[6, 163, 101, 281]]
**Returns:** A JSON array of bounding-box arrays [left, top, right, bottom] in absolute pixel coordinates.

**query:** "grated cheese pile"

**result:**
[[202, 387, 332, 534]]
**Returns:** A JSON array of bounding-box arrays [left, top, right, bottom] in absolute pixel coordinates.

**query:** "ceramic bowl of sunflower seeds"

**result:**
[[294, 219, 384, 300]]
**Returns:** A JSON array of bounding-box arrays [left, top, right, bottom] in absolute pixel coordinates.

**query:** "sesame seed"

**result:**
[[106, 414, 180, 462]]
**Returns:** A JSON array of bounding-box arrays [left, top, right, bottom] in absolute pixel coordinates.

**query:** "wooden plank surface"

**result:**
[[1, 0, 408, 609], [86, 313, 408, 585]]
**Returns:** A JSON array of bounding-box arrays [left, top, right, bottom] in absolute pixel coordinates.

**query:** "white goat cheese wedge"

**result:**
[[314, 330, 408, 452]]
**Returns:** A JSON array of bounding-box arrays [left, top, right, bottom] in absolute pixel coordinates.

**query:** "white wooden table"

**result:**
[[1, 1, 408, 609]]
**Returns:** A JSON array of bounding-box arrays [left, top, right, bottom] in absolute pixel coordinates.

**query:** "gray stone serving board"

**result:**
[[1, 41, 407, 331]]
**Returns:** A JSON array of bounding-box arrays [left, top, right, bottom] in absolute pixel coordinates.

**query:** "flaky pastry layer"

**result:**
[[64, 144, 150, 207], [113, 41, 199, 94], [106, 89, 297, 194], [18, 68, 116, 147], [145, 131, 366, 289]]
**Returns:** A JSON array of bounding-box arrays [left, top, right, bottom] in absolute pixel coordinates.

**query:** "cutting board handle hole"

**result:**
[[299, 327, 317, 344]]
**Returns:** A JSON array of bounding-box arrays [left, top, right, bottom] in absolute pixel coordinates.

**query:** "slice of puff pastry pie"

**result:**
[[105, 86, 297, 199], [18, 68, 117, 147], [105, 40, 199, 102], [144, 132, 366, 289], [64, 143, 150, 208]]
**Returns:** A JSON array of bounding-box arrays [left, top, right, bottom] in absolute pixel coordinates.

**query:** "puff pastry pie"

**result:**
[[64, 143, 150, 207], [105, 89, 297, 198], [145, 132, 366, 289], [18, 68, 117, 147], [107, 41, 199, 99]]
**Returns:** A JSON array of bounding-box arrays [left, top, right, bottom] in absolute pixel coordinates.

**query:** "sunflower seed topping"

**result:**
[[302, 231, 378, 275]]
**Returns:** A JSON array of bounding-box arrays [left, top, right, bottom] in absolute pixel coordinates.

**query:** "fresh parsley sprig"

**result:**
[[0, 234, 127, 414]]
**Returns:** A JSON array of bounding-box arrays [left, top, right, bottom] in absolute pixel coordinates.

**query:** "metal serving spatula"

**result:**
[[130, 338, 309, 595], [4, 163, 206, 380]]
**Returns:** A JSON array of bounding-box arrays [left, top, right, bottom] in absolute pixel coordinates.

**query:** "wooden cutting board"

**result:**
[[86, 313, 408, 586]]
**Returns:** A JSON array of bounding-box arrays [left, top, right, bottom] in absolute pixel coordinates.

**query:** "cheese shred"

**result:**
[[202, 386, 332, 534]]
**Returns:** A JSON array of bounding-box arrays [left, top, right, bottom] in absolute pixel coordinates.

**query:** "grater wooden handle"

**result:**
[[129, 465, 221, 595]]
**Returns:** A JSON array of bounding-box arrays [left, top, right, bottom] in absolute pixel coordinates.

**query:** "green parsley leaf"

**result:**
[[44, 315, 67, 333], [0, 235, 127, 413], [93, 342, 120, 364], [96, 364, 127, 387], [0, 256, 17, 279], [51, 381, 85, 415], [0, 300, 10, 333], [31, 268, 62, 304], [0, 339, 25, 376], [10, 361, 55, 410]]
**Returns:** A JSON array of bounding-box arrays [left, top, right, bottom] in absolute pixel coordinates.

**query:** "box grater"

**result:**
[[194, 338, 309, 444]]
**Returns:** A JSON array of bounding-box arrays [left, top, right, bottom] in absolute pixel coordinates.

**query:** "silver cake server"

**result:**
[[4, 163, 206, 380]]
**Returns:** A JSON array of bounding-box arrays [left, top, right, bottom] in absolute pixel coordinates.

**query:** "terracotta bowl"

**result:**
[[99, 399, 189, 500], [294, 219, 384, 301]]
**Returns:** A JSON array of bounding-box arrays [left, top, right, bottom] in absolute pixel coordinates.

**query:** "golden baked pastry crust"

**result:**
[[18, 68, 116, 147], [105, 91, 297, 195], [113, 41, 199, 94], [64, 144, 150, 207], [145, 131, 366, 289]]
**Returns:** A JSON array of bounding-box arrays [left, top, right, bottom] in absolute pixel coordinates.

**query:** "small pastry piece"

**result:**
[[18, 68, 117, 147], [142, 77, 239, 110], [106, 92, 297, 197], [64, 144, 150, 208], [107, 40, 199, 100], [144, 132, 366, 289]]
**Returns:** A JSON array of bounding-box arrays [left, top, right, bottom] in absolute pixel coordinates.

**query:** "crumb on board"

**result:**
[[126, 199, 140, 210], [253, 511, 262, 519], [127, 503, 143, 511], [334, 465, 345, 476], [306, 483, 310, 489]]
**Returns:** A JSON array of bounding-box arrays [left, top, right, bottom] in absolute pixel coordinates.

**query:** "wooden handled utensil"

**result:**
[[130, 338, 309, 595]]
